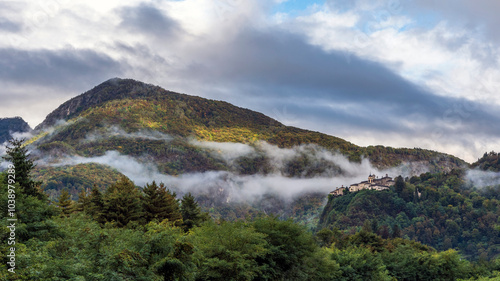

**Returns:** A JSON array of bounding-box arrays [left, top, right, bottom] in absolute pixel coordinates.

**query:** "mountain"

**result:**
[[25, 78, 468, 223], [0, 116, 31, 143], [22, 78, 467, 219], [31, 78, 465, 171]]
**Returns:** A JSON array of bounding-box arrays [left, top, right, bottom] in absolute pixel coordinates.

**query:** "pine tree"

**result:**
[[87, 185, 106, 224], [75, 188, 90, 212], [142, 181, 182, 224], [2, 138, 44, 199], [57, 189, 74, 216], [103, 176, 143, 227], [180, 193, 207, 231]]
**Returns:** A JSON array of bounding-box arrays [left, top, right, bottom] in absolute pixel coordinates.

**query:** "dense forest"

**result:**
[[472, 151, 500, 172], [32, 163, 124, 200], [319, 169, 500, 261], [1, 139, 499, 280]]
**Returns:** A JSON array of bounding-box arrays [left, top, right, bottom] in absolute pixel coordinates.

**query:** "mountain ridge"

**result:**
[[0, 116, 32, 143], [31, 78, 466, 172]]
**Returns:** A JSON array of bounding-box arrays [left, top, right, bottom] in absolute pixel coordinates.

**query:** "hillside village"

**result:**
[[330, 174, 395, 197]]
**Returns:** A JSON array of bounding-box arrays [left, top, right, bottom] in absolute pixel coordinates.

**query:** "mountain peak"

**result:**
[[0, 117, 32, 143], [34, 78, 165, 130]]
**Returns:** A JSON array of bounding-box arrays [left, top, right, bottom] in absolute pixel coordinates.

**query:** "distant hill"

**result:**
[[0, 117, 31, 143], [32, 163, 126, 200]]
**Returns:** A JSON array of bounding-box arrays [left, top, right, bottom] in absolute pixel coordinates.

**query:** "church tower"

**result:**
[[368, 174, 375, 184]]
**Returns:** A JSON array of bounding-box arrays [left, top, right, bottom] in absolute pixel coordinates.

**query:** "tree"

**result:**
[[57, 189, 74, 216], [180, 193, 207, 231], [2, 138, 43, 199], [103, 176, 143, 227], [75, 188, 90, 212], [142, 181, 182, 224], [189, 221, 268, 280], [395, 176, 405, 195], [87, 185, 106, 224], [392, 224, 401, 238]]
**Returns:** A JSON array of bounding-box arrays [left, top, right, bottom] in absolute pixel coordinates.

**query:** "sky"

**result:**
[[1, 0, 500, 163]]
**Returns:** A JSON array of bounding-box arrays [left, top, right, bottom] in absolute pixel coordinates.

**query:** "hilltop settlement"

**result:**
[[330, 174, 395, 197]]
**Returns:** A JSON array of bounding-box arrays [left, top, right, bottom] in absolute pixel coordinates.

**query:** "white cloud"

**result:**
[[1, 0, 500, 164]]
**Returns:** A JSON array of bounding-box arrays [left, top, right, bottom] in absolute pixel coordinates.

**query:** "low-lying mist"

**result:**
[[466, 169, 500, 188], [83, 125, 173, 143], [47, 140, 418, 203]]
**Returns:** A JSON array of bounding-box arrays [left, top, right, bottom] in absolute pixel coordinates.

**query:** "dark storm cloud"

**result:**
[[0, 19, 22, 32], [0, 47, 124, 90], [118, 3, 180, 37], [182, 28, 500, 136]]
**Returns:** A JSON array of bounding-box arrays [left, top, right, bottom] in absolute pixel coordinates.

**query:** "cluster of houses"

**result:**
[[330, 174, 395, 197]]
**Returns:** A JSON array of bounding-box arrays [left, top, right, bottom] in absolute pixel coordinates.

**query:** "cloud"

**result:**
[[0, 48, 124, 90], [0, 0, 500, 163], [0, 19, 22, 32], [84, 125, 173, 143], [45, 141, 423, 203], [189, 139, 256, 165], [405, 0, 500, 43], [466, 169, 500, 188], [118, 3, 181, 38]]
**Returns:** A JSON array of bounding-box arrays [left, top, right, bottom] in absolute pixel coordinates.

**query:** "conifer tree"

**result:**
[[2, 138, 44, 199], [57, 189, 74, 216], [75, 188, 90, 212], [104, 176, 143, 227], [88, 185, 106, 224], [142, 181, 182, 224], [180, 192, 208, 231]]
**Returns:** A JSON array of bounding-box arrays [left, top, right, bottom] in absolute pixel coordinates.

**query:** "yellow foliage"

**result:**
[[193, 126, 268, 143], [24, 131, 49, 146]]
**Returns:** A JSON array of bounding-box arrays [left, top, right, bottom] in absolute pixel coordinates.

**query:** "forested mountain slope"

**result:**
[[318, 169, 500, 260], [31, 78, 465, 173]]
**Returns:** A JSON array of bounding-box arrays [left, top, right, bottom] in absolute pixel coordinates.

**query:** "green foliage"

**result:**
[[180, 192, 208, 231], [252, 216, 340, 280], [143, 181, 182, 225], [330, 246, 392, 281], [2, 138, 44, 199], [32, 163, 125, 200], [471, 151, 500, 172], [319, 169, 500, 260], [57, 189, 74, 216], [103, 176, 144, 227], [189, 220, 268, 280]]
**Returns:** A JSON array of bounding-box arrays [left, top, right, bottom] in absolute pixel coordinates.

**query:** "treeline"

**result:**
[[1, 139, 499, 280], [319, 169, 500, 260], [1, 174, 499, 280], [33, 163, 124, 200], [471, 151, 500, 172]]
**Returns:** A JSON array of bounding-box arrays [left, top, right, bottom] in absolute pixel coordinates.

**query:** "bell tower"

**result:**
[[368, 174, 375, 184]]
